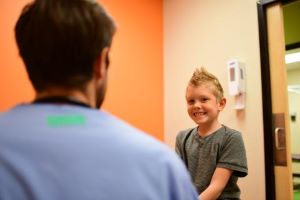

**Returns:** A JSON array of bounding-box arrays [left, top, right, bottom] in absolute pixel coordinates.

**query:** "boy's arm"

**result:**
[[198, 167, 232, 200]]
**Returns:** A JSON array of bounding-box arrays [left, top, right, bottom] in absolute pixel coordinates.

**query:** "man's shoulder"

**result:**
[[57, 107, 172, 157]]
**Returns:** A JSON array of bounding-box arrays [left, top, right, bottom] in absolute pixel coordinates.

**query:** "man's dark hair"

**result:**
[[15, 0, 116, 92]]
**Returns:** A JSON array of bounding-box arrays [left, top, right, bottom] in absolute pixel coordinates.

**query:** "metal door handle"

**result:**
[[274, 127, 285, 150]]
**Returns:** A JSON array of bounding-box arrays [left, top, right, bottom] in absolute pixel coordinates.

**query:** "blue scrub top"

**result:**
[[0, 104, 198, 200]]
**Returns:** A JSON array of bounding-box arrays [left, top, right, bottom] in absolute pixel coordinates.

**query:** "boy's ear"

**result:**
[[94, 47, 110, 80], [218, 97, 226, 111]]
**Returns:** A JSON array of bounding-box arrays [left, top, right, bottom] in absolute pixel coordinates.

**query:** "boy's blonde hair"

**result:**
[[189, 67, 224, 101]]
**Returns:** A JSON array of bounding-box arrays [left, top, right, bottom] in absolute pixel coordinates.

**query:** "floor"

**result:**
[[294, 190, 300, 200]]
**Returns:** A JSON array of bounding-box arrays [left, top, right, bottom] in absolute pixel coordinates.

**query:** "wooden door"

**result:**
[[257, 0, 293, 199], [266, 3, 293, 200]]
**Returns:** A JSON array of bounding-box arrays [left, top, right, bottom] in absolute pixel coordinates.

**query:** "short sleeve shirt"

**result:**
[[175, 125, 248, 199], [0, 104, 198, 200]]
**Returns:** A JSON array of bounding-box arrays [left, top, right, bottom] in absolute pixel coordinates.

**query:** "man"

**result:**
[[0, 0, 198, 199]]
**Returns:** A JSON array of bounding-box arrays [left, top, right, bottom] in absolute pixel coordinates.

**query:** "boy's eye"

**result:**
[[201, 98, 209, 102], [187, 99, 194, 105]]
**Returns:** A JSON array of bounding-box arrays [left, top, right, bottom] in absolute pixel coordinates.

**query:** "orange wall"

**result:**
[[0, 1, 35, 109], [0, 0, 164, 140]]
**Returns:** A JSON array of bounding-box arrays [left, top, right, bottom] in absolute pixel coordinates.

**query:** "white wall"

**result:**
[[163, 0, 266, 199], [287, 68, 300, 173]]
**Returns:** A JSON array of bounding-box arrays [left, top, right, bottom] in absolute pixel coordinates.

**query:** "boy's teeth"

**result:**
[[195, 112, 204, 116]]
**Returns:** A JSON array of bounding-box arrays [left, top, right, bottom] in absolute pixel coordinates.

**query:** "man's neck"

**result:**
[[35, 87, 95, 108]]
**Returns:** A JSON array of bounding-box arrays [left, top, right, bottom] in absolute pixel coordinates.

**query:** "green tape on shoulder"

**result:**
[[47, 115, 86, 126]]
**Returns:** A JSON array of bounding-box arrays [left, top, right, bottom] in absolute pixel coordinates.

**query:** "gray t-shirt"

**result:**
[[175, 125, 248, 199]]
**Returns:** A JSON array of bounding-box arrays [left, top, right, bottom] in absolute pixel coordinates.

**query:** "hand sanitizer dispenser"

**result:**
[[227, 59, 246, 109]]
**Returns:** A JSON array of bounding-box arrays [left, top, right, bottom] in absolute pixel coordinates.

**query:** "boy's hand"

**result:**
[[199, 167, 232, 200]]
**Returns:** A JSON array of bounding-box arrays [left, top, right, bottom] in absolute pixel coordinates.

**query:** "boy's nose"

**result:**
[[194, 101, 202, 108]]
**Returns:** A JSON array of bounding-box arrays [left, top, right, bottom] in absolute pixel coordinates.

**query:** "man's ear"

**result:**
[[94, 47, 110, 80]]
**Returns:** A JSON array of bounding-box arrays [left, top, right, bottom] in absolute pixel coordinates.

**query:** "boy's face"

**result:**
[[185, 83, 226, 127]]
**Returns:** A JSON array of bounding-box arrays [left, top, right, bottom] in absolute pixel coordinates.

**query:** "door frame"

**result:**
[[257, 0, 297, 199]]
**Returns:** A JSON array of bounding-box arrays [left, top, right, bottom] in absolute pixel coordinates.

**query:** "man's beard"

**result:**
[[96, 54, 109, 109], [95, 77, 107, 109]]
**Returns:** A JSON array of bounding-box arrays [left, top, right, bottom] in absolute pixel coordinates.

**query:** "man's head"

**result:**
[[15, 0, 116, 107]]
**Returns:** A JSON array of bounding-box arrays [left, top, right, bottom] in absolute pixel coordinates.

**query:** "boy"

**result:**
[[176, 67, 248, 200]]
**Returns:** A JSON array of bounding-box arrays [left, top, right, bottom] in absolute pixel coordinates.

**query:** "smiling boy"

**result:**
[[175, 67, 248, 200]]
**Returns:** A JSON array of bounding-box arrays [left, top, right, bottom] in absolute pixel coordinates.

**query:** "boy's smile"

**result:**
[[186, 84, 226, 132], [193, 111, 207, 118]]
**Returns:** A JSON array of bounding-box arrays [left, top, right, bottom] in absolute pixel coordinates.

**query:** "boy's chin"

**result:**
[[192, 117, 207, 124], [193, 120, 206, 126]]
